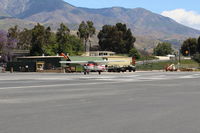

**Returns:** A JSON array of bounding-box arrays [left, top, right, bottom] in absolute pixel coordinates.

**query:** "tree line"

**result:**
[[180, 37, 200, 63], [0, 22, 139, 62], [1, 21, 199, 63], [153, 37, 200, 63], [0, 23, 85, 62]]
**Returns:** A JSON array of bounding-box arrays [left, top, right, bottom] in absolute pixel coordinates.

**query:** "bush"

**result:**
[[129, 47, 141, 59], [153, 42, 173, 56], [192, 53, 200, 63]]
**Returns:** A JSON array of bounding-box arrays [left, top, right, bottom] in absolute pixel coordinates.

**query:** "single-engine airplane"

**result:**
[[59, 53, 125, 75], [60, 60, 125, 75]]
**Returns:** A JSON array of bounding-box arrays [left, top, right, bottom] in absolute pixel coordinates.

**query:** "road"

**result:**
[[0, 72, 200, 133]]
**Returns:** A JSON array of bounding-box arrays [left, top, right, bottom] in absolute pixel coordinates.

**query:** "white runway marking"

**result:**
[[1, 73, 200, 90], [179, 74, 200, 79], [0, 91, 122, 104], [0, 79, 129, 90]]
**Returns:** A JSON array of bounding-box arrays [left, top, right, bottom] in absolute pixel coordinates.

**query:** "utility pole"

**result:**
[[178, 48, 181, 63], [178, 48, 181, 71]]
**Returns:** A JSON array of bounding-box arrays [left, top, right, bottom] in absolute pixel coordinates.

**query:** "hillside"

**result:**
[[0, 0, 200, 49], [0, 18, 36, 30]]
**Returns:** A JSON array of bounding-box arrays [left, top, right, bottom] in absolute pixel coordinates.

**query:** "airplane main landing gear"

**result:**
[[84, 70, 90, 75], [98, 71, 101, 75]]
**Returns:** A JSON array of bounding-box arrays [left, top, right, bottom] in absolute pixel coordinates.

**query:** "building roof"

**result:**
[[17, 56, 64, 59], [69, 56, 104, 61], [17, 56, 104, 61]]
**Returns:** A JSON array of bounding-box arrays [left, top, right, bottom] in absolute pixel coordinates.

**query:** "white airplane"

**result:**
[[59, 60, 124, 75], [59, 53, 126, 75]]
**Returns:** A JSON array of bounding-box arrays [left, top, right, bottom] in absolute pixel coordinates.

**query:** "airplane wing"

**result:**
[[59, 60, 125, 64], [60, 61, 89, 64]]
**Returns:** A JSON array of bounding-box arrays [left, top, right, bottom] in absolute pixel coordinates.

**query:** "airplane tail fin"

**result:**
[[60, 53, 69, 59]]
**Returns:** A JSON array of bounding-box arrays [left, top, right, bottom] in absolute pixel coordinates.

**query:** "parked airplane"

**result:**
[[60, 60, 122, 75], [59, 53, 128, 75]]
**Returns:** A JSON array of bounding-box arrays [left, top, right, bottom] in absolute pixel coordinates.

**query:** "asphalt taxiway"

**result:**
[[0, 72, 200, 133]]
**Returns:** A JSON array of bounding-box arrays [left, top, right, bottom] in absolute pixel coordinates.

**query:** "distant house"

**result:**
[[85, 51, 115, 57], [103, 56, 133, 67]]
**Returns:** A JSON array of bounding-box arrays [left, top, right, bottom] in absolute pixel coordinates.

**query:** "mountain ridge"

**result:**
[[0, 0, 200, 49]]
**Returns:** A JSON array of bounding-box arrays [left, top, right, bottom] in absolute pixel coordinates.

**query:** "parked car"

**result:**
[[124, 65, 136, 72], [108, 65, 136, 72]]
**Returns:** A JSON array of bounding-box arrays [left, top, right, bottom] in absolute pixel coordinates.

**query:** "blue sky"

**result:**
[[64, 0, 200, 30], [64, 0, 199, 13]]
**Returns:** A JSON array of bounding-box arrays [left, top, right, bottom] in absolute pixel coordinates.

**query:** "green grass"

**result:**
[[136, 59, 200, 71], [179, 60, 200, 68], [138, 55, 158, 61], [136, 60, 176, 71]]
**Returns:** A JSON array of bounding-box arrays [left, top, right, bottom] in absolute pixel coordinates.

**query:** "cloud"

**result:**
[[161, 9, 200, 30]]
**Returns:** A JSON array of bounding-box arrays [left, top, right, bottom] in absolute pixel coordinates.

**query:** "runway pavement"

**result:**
[[0, 72, 200, 133]]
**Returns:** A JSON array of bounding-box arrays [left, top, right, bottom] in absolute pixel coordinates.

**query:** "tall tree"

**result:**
[[181, 38, 197, 56], [18, 28, 32, 50], [193, 53, 200, 63], [7, 25, 20, 50], [98, 23, 136, 54], [56, 23, 70, 54], [7, 25, 20, 42], [56, 23, 84, 55], [197, 36, 200, 53], [98, 25, 114, 51], [43, 32, 57, 56], [30, 23, 45, 56], [77, 21, 95, 52], [44, 26, 52, 45], [87, 21, 96, 50], [77, 21, 88, 52], [67, 35, 84, 55], [129, 47, 141, 59], [0, 30, 7, 52], [30, 23, 52, 56], [153, 42, 173, 56], [0, 30, 17, 62]]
